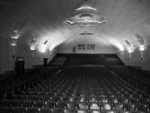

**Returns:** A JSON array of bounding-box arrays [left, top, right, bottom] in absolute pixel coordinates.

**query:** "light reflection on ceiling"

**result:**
[[31, 28, 72, 53], [108, 38, 125, 51], [0, 0, 150, 53]]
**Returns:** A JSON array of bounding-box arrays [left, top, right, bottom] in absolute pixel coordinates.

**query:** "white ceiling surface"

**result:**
[[0, 0, 150, 52]]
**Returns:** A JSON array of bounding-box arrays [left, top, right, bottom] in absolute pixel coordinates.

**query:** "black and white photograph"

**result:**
[[0, 0, 150, 113]]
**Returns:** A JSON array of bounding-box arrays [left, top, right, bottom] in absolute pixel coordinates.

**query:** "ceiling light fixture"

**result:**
[[64, 0, 106, 27], [76, 5, 97, 11]]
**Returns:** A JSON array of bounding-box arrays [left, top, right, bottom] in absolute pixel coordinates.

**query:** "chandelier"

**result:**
[[64, 0, 106, 27]]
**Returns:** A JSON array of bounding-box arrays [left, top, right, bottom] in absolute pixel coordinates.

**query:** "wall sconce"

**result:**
[[128, 48, 134, 53], [139, 45, 145, 61], [30, 45, 36, 60], [139, 45, 145, 51], [125, 40, 133, 60], [10, 37, 19, 60], [9, 29, 21, 60], [29, 38, 37, 60], [128, 48, 134, 61], [0, 32, 20, 61]]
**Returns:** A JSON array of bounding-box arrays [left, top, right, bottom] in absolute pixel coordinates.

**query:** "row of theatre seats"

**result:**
[[0, 66, 150, 113], [0, 67, 58, 102], [49, 54, 124, 66], [105, 55, 124, 66], [109, 66, 150, 94], [50, 56, 67, 66], [69, 55, 105, 65]]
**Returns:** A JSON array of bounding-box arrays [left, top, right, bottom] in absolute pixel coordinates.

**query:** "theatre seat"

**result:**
[[0, 63, 150, 113], [25, 107, 37, 113], [12, 107, 25, 113], [51, 108, 64, 113], [0, 107, 11, 113], [0, 100, 11, 107], [38, 108, 50, 113]]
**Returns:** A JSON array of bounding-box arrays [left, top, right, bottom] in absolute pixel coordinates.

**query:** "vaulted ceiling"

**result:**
[[0, 0, 150, 52]]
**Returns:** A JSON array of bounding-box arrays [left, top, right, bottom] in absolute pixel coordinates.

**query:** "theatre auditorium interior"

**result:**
[[1, 0, 150, 113]]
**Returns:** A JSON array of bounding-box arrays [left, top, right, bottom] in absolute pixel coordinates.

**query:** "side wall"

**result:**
[[0, 38, 55, 74], [117, 45, 150, 70]]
